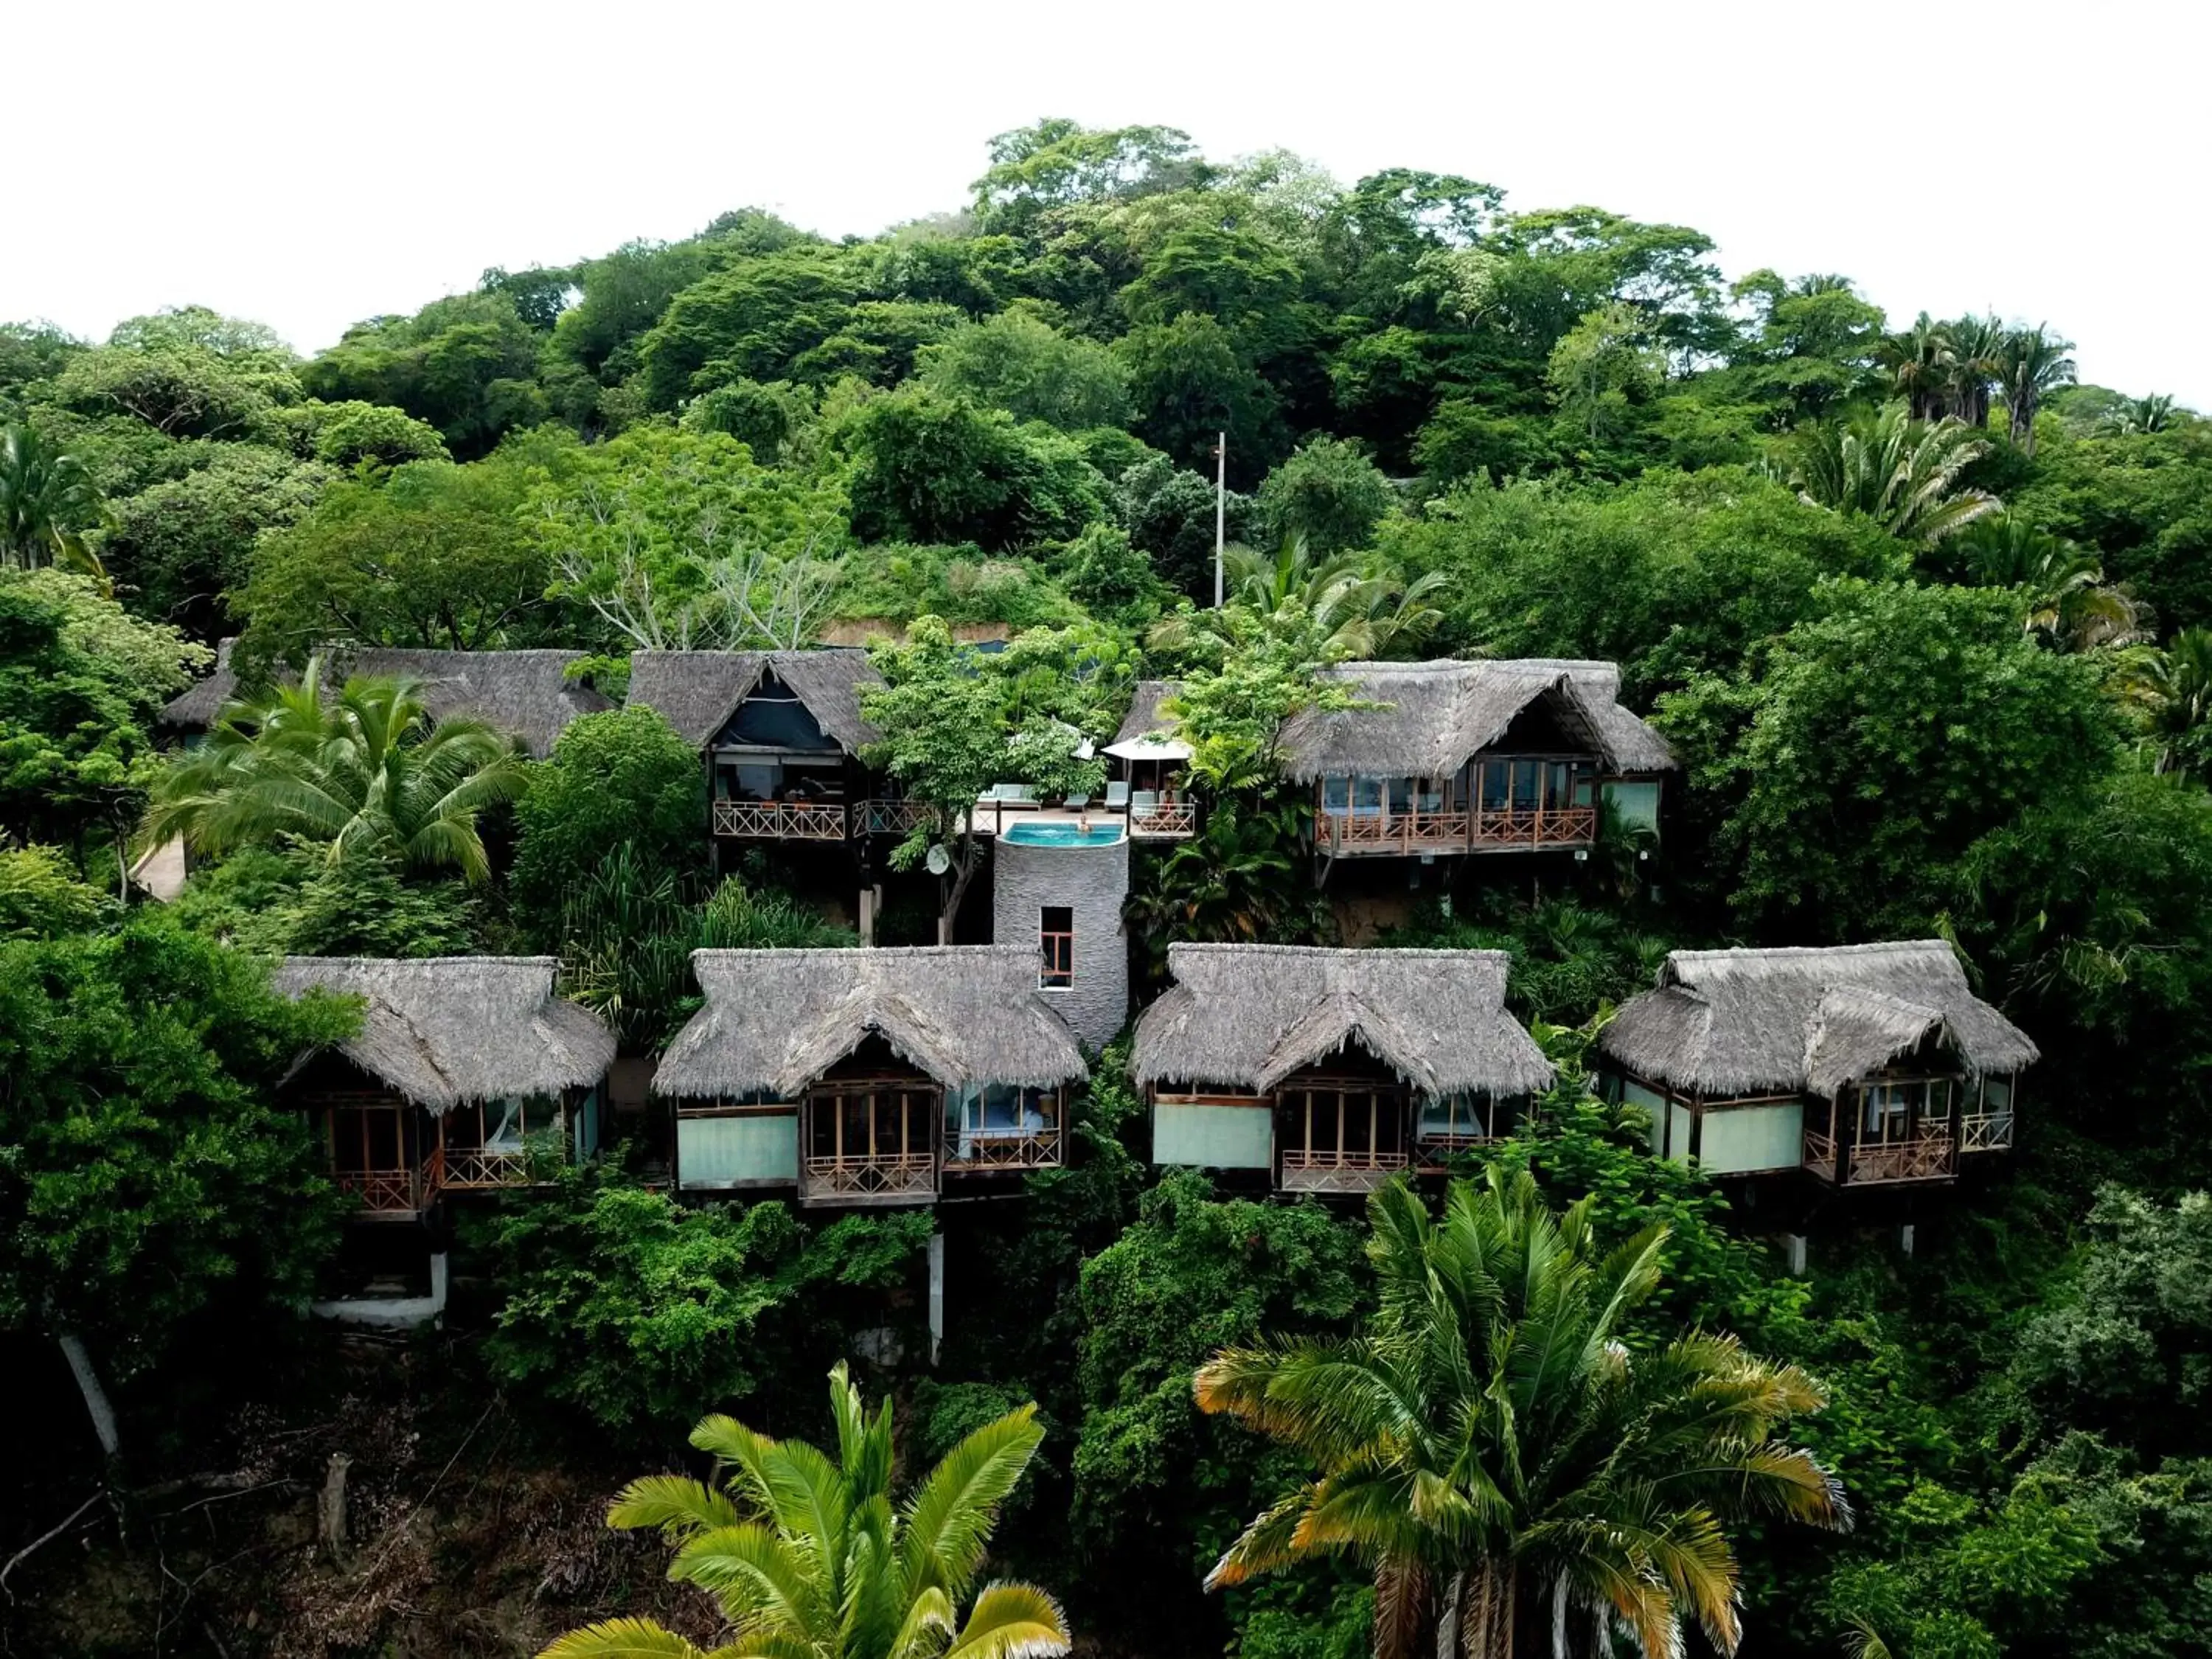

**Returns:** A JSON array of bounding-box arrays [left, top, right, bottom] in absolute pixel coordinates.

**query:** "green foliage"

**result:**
[[0, 918, 354, 1376], [235, 451, 555, 665], [917, 308, 1132, 431], [168, 844, 482, 957], [99, 443, 328, 639], [841, 385, 1105, 551], [831, 543, 1085, 629], [1070, 1172, 1367, 1571], [1254, 437, 1394, 554], [1116, 312, 1285, 476], [145, 661, 529, 883], [1661, 579, 2120, 933], [0, 568, 206, 853], [0, 842, 112, 938], [1, 418, 108, 578], [299, 291, 546, 457], [473, 1175, 931, 1435], [1380, 894, 1670, 1026], [1117, 453, 1259, 602], [275, 397, 449, 467], [511, 705, 705, 931], [679, 375, 818, 462]]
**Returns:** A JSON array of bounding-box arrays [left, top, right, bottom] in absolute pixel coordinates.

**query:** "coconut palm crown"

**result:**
[[142, 656, 527, 882], [541, 1363, 1071, 1659], [1194, 1169, 1847, 1659]]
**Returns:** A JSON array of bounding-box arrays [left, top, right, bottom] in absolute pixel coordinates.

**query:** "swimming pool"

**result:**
[[1000, 820, 1127, 847]]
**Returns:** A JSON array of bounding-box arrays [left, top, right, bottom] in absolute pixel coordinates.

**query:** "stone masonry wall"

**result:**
[[991, 833, 1130, 1050]]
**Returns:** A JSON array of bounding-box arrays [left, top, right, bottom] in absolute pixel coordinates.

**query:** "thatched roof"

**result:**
[[1114, 681, 1183, 745], [625, 649, 884, 752], [273, 956, 615, 1110], [159, 644, 611, 757], [655, 947, 1088, 1099], [1130, 944, 1554, 1099], [1599, 942, 2039, 1099], [159, 638, 248, 731], [1275, 659, 1675, 780]]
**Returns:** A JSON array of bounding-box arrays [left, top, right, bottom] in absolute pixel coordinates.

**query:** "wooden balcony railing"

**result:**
[[1959, 1113, 2013, 1153], [943, 1130, 1063, 1172], [1317, 806, 1598, 856], [801, 1152, 937, 1203], [713, 800, 848, 841], [1415, 1132, 1501, 1168], [1844, 1134, 1956, 1186], [1279, 1149, 1409, 1194], [335, 1150, 441, 1216], [441, 1148, 538, 1189], [1802, 1129, 1840, 1182], [858, 799, 933, 837], [1128, 801, 1198, 838]]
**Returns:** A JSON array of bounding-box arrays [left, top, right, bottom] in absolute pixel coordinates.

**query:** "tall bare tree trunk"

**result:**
[[57, 1332, 120, 1463]]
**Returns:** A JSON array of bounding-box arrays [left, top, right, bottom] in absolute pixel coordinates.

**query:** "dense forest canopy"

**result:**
[[4, 120, 2212, 1659]]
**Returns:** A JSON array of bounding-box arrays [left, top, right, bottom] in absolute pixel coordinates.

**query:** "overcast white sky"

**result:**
[[11, 0, 2208, 407]]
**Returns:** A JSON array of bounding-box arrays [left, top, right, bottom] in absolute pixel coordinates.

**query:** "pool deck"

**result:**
[[972, 801, 1194, 841]]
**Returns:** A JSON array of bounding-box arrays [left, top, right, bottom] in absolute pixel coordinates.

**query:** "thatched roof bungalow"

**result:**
[[159, 645, 613, 758], [658, 947, 1087, 1204], [1133, 944, 1554, 1194], [624, 649, 884, 844], [273, 956, 616, 1211], [1598, 942, 2038, 1188]]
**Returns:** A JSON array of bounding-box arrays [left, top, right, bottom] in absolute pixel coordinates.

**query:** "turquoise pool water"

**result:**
[[1001, 820, 1126, 847]]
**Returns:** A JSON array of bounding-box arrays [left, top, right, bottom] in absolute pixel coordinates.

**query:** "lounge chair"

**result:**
[[1105, 781, 1130, 810], [1062, 790, 1091, 810], [1130, 789, 1160, 821], [1000, 784, 1040, 809]]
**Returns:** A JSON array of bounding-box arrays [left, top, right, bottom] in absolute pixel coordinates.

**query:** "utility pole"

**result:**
[[1213, 430, 1226, 608]]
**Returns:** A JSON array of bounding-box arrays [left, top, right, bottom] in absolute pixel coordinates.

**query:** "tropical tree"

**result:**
[[1785, 402, 1998, 545], [1194, 1169, 1846, 1659], [1954, 516, 2144, 650], [0, 421, 107, 582], [142, 661, 527, 881], [2101, 393, 2183, 436], [2132, 627, 2212, 779], [1939, 313, 2007, 428], [1874, 313, 1954, 421], [1152, 533, 1447, 666], [539, 1362, 1071, 1659], [1994, 326, 2076, 453]]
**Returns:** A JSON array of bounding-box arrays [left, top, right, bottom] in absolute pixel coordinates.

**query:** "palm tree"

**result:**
[[1196, 1170, 1846, 1659], [1152, 533, 1448, 666], [1939, 313, 2007, 428], [1955, 517, 2144, 650], [1786, 402, 1999, 545], [1124, 790, 1315, 952], [1874, 313, 1954, 421], [2101, 393, 2183, 436], [2132, 628, 2212, 779], [0, 421, 108, 584], [1993, 327, 2075, 453], [142, 658, 527, 882], [540, 1363, 1069, 1659]]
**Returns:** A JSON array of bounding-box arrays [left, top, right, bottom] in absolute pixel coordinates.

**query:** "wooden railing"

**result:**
[[1959, 1113, 2013, 1153], [1316, 806, 1598, 856], [1843, 1134, 1956, 1186], [1279, 1149, 1409, 1194], [801, 1152, 937, 1203], [858, 799, 933, 837], [1415, 1132, 1501, 1167], [442, 1147, 537, 1189], [712, 800, 848, 841], [1801, 1129, 1840, 1182], [943, 1130, 1063, 1171], [1128, 801, 1198, 838], [335, 1150, 440, 1215]]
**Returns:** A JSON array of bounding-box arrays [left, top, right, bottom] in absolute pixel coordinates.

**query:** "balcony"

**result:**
[[1316, 805, 1597, 858], [942, 1127, 1063, 1173], [1279, 1148, 1409, 1194], [800, 1152, 937, 1206], [1959, 1112, 2013, 1153], [335, 1151, 441, 1217], [1128, 801, 1198, 839], [1414, 1132, 1502, 1171], [1804, 1129, 1958, 1186], [713, 799, 849, 841], [441, 1147, 537, 1189], [858, 799, 933, 837]]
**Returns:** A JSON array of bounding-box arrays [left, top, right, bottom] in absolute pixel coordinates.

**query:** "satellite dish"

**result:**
[[925, 844, 952, 876]]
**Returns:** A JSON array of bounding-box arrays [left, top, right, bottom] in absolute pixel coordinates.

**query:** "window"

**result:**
[[1040, 905, 1074, 987], [1419, 1093, 1493, 1139], [1859, 1082, 1914, 1141]]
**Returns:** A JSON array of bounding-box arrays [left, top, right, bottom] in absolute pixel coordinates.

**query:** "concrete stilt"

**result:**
[[1785, 1234, 1808, 1276], [928, 1233, 945, 1366]]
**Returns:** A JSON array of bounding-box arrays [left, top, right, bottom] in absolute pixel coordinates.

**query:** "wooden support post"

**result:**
[[319, 1453, 352, 1568]]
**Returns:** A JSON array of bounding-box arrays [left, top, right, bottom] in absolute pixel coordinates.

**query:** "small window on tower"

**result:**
[[1040, 905, 1074, 988]]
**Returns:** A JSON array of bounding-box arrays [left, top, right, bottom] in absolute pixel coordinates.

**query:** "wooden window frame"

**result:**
[[1039, 905, 1074, 989]]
